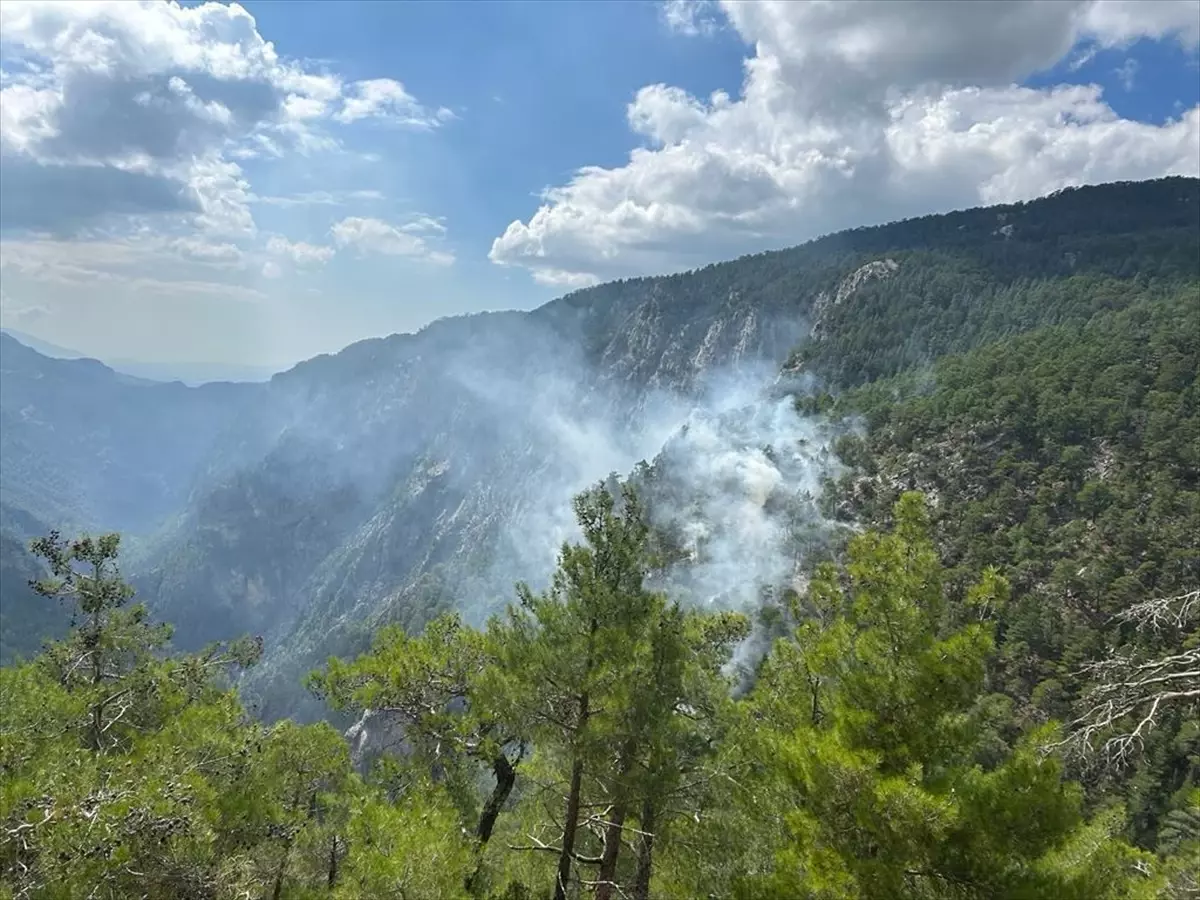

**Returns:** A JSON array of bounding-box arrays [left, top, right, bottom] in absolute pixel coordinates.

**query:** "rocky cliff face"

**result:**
[[134, 283, 827, 718]]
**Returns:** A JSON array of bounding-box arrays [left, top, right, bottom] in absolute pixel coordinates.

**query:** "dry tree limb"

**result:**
[[1112, 589, 1199, 632], [1048, 588, 1199, 767]]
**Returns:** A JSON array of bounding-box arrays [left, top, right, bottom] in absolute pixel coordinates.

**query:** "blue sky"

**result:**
[[234, 0, 755, 342], [1, 0, 1197, 371]]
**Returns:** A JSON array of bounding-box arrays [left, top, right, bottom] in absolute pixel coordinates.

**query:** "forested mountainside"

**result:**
[[806, 287, 1199, 844], [1, 178, 1197, 709], [204, 176, 1200, 719], [0, 176, 1197, 898]]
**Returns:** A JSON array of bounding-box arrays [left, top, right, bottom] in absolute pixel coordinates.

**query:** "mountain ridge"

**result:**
[[0, 328, 281, 386]]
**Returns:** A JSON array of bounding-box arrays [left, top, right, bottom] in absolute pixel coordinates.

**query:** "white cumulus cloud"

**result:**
[[492, 0, 1200, 285], [0, 1, 449, 238], [661, 0, 722, 37], [335, 78, 456, 128], [266, 235, 335, 267], [330, 216, 455, 265], [1082, 0, 1200, 46], [168, 235, 244, 265]]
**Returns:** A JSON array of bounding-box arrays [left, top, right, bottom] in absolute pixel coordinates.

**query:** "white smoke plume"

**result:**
[[445, 328, 844, 624], [643, 363, 844, 613], [440, 326, 692, 613]]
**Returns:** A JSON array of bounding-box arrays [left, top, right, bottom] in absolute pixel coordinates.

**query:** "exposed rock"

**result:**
[[809, 259, 899, 340], [1088, 440, 1117, 482], [834, 259, 900, 307]]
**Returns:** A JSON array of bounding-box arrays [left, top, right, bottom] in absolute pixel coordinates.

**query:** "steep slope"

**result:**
[[0, 333, 259, 534], [0, 503, 62, 664], [126, 177, 1199, 718], [0, 336, 261, 660], [805, 285, 1199, 846], [135, 304, 801, 717], [2, 177, 1196, 874], [2, 178, 1195, 712]]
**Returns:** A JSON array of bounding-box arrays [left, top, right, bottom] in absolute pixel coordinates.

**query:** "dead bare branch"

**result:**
[[1112, 589, 1199, 632], [1047, 588, 1199, 767]]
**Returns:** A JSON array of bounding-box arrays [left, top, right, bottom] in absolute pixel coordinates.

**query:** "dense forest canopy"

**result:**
[[1, 178, 1198, 897], [3, 487, 1197, 899]]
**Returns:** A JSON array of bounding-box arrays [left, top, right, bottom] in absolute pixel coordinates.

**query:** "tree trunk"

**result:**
[[555, 614, 598, 900], [270, 842, 290, 900], [465, 752, 519, 894], [88, 578, 104, 751], [555, 749, 586, 900], [594, 802, 627, 900], [632, 799, 656, 900], [477, 752, 516, 844], [327, 834, 339, 889], [595, 739, 637, 900], [269, 787, 302, 900]]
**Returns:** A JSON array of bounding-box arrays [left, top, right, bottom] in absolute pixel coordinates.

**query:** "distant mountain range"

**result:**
[[0, 328, 281, 386], [2, 176, 1196, 724]]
